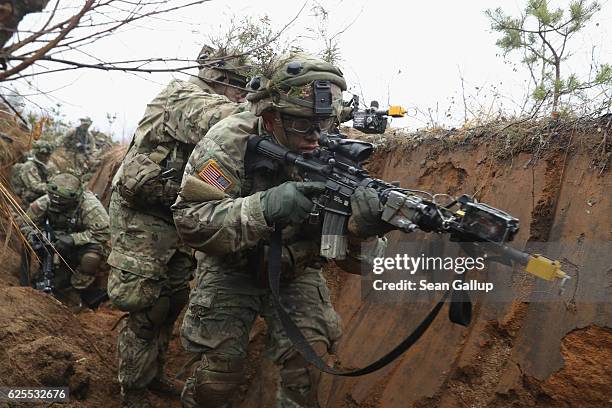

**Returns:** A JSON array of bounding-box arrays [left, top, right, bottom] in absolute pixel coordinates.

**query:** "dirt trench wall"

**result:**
[[1, 117, 610, 408], [87, 145, 127, 207], [319, 129, 611, 408]]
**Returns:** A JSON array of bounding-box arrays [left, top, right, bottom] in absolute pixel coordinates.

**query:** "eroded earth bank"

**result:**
[[0, 118, 610, 407]]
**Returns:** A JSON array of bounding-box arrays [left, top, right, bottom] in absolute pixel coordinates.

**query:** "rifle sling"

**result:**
[[19, 247, 31, 287], [268, 226, 450, 377], [448, 272, 472, 327]]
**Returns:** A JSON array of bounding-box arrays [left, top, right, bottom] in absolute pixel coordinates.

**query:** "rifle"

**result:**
[[30, 219, 55, 295], [247, 131, 570, 376], [247, 132, 568, 283], [344, 95, 406, 134]]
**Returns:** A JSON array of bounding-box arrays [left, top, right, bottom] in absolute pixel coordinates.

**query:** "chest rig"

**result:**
[[48, 205, 79, 234], [243, 137, 324, 286]]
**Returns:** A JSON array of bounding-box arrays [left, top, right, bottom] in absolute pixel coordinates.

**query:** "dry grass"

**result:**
[[344, 114, 612, 172]]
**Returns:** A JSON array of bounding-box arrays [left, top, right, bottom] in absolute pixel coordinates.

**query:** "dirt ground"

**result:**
[[0, 117, 610, 407]]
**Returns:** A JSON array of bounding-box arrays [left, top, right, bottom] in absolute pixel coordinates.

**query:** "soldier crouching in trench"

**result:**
[[10, 140, 55, 209], [22, 172, 110, 306], [171, 53, 389, 408]]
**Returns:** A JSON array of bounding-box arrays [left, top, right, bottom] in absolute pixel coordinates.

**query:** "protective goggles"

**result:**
[[224, 73, 247, 88], [49, 192, 78, 207], [281, 115, 335, 135]]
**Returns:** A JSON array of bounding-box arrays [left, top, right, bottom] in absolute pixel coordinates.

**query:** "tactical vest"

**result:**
[[243, 142, 323, 282], [47, 204, 79, 234]]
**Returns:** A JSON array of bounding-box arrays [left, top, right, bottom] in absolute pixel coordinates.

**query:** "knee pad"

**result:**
[[72, 252, 103, 290], [127, 296, 170, 340], [192, 354, 244, 408], [279, 343, 326, 408], [79, 252, 103, 275]]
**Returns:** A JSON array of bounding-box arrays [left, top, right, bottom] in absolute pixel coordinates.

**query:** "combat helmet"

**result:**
[[247, 53, 347, 119], [32, 140, 53, 157], [196, 45, 251, 87], [47, 173, 83, 209]]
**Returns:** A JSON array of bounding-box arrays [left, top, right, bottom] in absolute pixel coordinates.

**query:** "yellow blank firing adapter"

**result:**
[[525, 255, 568, 281], [387, 106, 406, 117]]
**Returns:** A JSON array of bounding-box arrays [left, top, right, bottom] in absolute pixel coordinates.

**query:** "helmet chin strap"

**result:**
[[270, 111, 290, 148]]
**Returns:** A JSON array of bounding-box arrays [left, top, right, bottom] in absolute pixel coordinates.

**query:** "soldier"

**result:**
[[91, 129, 116, 151], [106, 46, 251, 408], [11, 140, 54, 209], [171, 53, 388, 408], [23, 173, 110, 303], [61, 117, 98, 178]]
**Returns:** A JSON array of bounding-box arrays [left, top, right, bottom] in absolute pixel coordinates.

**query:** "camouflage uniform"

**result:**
[[25, 174, 110, 292], [107, 48, 250, 407], [92, 130, 116, 151], [61, 118, 99, 178], [171, 54, 380, 408], [12, 158, 49, 208], [11, 141, 54, 209]]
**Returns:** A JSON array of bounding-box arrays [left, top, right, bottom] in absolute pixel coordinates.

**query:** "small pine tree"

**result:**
[[486, 0, 611, 116]]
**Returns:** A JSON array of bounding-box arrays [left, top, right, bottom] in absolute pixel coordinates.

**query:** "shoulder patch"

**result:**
[[197, 160, 234, 192]]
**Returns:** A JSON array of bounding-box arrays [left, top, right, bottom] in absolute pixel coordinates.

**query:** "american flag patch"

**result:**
[[197, 160, 233, 192]]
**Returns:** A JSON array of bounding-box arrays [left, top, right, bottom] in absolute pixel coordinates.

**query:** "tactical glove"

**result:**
[[260, 181, 325, 225], [54, 233, 75, 253], [348, 186, 394, 238], [24, 229, 40, 245]]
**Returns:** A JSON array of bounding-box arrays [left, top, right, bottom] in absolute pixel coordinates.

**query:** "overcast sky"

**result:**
[[6, 0, 612, 141]]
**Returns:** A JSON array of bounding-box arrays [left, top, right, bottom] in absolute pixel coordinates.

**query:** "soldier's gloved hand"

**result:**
[[260, 181, 325, 225], [54, 233, 75, 253], [24, 229, 39, 245], [348, 186, 395, 238]]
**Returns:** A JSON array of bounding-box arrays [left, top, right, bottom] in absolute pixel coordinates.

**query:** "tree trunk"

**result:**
[[552, 59, 561, 118], [0, 0, 50, 50]]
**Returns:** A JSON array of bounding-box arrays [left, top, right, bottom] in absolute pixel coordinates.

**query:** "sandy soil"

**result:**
[[0, 118, 610, 407]]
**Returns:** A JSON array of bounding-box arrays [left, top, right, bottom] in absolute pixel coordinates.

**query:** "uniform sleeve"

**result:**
[[21, 195, 49, 237], [172, 136, 272, 255], [166, 84, 245, 145], [70, 193, 110, 247], [22, 162, 46, 196]]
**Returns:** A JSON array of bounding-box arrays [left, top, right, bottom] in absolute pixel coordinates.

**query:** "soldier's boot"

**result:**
[[277, 342, 326, 408], [148, 291, 188, 397], [121, 388, 152, 408], [148, 375, 183, 397], [182, 354, 244, 408]]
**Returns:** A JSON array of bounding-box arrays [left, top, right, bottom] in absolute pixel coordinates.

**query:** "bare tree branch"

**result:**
[[0, 0, 214, 81]]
